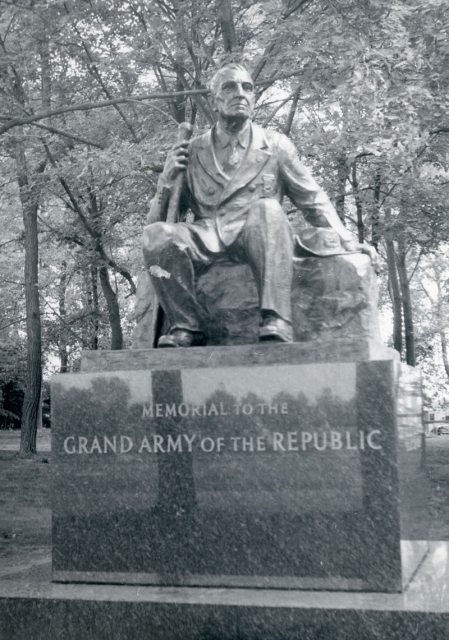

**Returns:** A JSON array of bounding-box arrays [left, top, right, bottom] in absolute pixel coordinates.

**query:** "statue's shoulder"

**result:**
[[253, 123, 294, 151], [189, 128, 211, 150]]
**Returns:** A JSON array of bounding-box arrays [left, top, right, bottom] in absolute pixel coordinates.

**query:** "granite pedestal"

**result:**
[[50, 345, 428, 593]]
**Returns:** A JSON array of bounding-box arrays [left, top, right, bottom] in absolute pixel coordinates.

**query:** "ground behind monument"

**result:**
[[0, 430, 448, 566]]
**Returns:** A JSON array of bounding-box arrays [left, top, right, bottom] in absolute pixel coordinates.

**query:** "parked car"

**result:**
[[437, 425, 449, 435]]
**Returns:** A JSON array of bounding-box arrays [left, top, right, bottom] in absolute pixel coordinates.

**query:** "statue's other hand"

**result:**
[[343, 240, 380, 274], [162, 141, 190, 182], [360, 244, 380, 274]]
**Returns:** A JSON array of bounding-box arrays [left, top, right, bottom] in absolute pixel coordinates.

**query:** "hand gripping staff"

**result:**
[[165, 122, 194, 223]]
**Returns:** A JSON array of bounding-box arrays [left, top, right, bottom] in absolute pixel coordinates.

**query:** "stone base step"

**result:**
[[1, 542, 448, 640]]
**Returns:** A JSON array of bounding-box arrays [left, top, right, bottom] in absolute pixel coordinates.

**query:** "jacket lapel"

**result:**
[[195, 129, 226, 188], [219, 123, 272, 204]]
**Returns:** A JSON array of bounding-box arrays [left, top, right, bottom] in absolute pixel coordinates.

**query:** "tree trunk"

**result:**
[[352, 162, 364, 243], [82, 264, 99, 350], [91, 265, 99, 350], [217, 0, 237, 52], [99, 265, 123, 350], [335, 154, 347, 223], [39, 36, 52, 113], [58, 260, 69, 372], [441, 332, 449, 377], [396, 239, 415, 366], [384, 209, 402, 355], [173, 73, 186, 124], [88, 188, 123, 349], [283, 88, 300, 137], [15, 136, 42, 456], [372, 169, 381, 250], [386, 241, 403, 355]]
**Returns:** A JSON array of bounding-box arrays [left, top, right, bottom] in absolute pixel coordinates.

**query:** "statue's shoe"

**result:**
[[157, 329, 206, 348], [258, 317, 293, 343]]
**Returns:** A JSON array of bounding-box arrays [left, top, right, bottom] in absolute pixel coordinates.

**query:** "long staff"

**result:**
[[151, 122, 194, 346], [166, 122, 193, 223]]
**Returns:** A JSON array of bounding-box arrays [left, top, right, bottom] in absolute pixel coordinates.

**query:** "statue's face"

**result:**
[[211, 68, 255, 122]]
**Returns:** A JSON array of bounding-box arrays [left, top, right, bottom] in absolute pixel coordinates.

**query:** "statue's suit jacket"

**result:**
[[149, 122, 352, 253]]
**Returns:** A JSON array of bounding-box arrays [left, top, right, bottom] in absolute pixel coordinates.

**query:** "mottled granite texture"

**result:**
[[132, 253, 381, 348], [2, 542, 449, 639], [51, 353, 428, 592]]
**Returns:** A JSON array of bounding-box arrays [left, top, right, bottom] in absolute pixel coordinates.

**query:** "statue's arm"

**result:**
[[279, 136, 379, 268], [146, 140, 191, 225], [279, 136, 354, 245]]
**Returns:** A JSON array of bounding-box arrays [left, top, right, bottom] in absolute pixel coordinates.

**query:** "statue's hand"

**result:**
[[342, 240, 380, 274], [162, 141, 190, 182], [360, 244, 380, 274]]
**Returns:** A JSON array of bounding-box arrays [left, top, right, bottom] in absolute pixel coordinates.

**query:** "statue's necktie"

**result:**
[[223, 138, 240, 174], [228, 138, 239, 167]]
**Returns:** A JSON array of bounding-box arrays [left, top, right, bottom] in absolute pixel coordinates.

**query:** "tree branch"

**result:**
[[30, 122, 105, 148], [0, 89, 208, 136], [64, 1, 139, 142], [0, 67, 315, 138], [262, 86, 300, 127], [283, 87, 301, 136], [42, 144, 136, 295], [252, 0, 315, 82], [283, 0, 315, 20], [408, 248, 424, 283], [0, 236, 23, 249]]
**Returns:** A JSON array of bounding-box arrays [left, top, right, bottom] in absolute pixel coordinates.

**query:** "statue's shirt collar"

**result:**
[[215, 121, 251, 150]]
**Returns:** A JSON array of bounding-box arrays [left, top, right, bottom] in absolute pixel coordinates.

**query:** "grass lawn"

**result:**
[[427, 435, 449, 540], [0, 432, 448, 567], [0, 430, 52, 569]]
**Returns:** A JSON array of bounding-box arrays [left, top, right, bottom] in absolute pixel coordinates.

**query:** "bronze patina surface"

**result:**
[[142, 64, 373, 348]]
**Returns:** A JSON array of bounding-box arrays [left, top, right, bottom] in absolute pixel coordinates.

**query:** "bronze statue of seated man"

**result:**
[[142, 63, 375, 348]]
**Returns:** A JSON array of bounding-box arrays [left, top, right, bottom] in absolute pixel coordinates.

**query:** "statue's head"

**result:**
[[209, 63, 255, 124]]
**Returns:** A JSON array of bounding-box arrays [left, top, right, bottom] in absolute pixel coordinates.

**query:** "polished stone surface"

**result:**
[[1, 543, 449, 640], [81, 341, 398, 374], [51, 356, 427, 591], [132, 253, 381, 349]]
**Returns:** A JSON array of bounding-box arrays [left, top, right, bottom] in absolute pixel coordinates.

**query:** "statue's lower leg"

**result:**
[[142, 223, 206, 348], [237, 199, 294, 343]]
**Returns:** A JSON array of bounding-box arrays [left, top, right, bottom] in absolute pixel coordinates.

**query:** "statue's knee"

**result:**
[[142, 222, 176, 253]]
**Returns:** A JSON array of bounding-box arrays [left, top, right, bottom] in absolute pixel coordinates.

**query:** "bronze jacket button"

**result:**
[[249, 184, 256, 192], [207, 187, 215, 195]]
